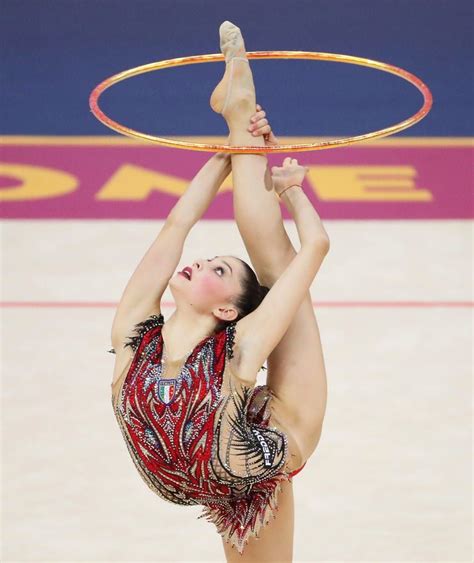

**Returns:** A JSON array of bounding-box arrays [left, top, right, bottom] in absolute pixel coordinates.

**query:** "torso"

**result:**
[[108, 313, 293, 551], [111, 347, 134, 389], [110, 314, 289, 492], [111, 320, 247, 393]]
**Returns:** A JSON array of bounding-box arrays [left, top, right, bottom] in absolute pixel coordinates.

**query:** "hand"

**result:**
[[225, 103, 279, 147], [271, 157, 309, 197], [248, 103, 279, 146]]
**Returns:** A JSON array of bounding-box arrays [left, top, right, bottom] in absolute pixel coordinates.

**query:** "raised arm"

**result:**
[[231, 158, 330, 382], [110, 105, 273, 351], [110, 151, 231, 349]]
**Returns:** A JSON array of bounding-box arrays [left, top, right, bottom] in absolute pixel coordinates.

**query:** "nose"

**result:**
[[193, 258, 212, 272]]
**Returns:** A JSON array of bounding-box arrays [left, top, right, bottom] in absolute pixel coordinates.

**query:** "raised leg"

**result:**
[[210, 22, 328, 467]]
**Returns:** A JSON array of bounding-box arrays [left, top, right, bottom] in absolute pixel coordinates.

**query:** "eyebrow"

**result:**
[[214, 256, 233, 275]]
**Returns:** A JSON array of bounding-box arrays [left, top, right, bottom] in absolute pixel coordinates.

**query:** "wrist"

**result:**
[[214, 150, 231, 161], [277, 184, 303, 199]]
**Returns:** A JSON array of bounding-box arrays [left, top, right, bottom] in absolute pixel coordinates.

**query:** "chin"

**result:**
[[169, 276, 184, 297], [169, 272, 190, 289], [169, 280, 204, 311]]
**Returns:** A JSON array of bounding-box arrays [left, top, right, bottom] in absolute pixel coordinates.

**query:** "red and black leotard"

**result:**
[[110, 313, 304, 554]]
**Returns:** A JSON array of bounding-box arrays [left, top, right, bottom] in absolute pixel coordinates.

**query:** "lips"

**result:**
[[179, 266, 192, 280]]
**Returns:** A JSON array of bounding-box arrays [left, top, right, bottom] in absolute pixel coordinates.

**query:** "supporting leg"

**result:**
[[221, 478, 294, 563]]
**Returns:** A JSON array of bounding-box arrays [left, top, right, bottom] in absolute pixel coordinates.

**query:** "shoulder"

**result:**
[[219, 321, 264, 383], [108, 312, 164, 355], [223, 319, 268, 382], [209, 321, 240, 364]]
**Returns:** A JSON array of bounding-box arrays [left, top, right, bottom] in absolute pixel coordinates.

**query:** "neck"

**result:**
[[163, 306, 219, 360]]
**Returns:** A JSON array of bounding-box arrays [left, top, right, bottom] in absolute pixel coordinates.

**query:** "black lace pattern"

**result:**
[[108, 313, 164, 354], [225, 321, 236, 360]]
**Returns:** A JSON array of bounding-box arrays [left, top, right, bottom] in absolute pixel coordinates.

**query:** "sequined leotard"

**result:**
[[110, 313, 306, 554]]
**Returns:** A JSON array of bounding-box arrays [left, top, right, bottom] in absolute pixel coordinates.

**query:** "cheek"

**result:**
[[193, 274, 224, 300]]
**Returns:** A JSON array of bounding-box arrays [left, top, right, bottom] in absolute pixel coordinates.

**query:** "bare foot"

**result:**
[[210, 21, 256, 118]]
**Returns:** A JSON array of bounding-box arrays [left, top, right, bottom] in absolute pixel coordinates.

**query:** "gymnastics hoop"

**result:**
[[89, 51, 433, 153]]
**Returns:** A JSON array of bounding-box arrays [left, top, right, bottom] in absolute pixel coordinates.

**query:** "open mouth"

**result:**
[[179, 267, 192, 280]]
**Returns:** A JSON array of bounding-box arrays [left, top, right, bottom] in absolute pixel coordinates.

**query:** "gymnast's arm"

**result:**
[[231, 178, 330, 382], [110, 152, 231, 349]]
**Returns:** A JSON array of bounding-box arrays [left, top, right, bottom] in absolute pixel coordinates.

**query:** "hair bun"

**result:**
[[259, 285, 270, 298]]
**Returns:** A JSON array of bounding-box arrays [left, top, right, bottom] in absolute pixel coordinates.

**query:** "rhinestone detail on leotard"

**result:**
[[110, 313, 291, 554]]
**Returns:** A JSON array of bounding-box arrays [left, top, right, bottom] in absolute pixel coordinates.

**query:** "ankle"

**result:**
[[225, 55, 249, 65]]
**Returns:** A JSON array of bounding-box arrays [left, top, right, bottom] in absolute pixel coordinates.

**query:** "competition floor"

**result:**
[[2, 138, 472, 561]]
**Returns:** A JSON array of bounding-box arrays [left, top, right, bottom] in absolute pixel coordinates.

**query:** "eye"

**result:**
[[207, 258, 225, 277]]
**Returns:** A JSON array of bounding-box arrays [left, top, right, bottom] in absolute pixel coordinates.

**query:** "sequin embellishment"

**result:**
[[110, 314, 290, 555]]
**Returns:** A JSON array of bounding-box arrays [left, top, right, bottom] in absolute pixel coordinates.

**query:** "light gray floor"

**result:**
[[2, 219, 472, 562]]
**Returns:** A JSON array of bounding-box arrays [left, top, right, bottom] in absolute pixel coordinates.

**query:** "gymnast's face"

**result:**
[[169, 255, 244, 321]]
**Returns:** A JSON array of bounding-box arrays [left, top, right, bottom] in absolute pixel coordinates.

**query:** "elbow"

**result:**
[[164, 212, 194, 232], [310, 234, 330, 256], [319, 235, 330, 253]]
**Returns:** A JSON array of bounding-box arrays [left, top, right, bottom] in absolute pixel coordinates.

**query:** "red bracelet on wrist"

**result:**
[[277, 184, 302, 199]]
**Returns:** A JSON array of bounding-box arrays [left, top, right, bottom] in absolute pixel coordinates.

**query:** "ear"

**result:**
[[213, 305, 239, 322]]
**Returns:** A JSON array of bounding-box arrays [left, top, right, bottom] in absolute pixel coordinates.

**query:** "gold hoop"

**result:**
[[89, 51, 433, 153]]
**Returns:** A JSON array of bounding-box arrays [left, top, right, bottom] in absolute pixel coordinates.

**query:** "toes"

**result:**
[[220, 20, 238, 30], [219, 21, 245, 55], [220, 21, 237, 34], [220, 22, 241, 43]]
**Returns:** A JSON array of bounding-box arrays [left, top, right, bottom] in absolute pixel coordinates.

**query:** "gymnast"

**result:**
[[109, 21, 329, 562]]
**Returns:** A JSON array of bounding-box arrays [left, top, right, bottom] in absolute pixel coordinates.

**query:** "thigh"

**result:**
[[221, 477, 294, 563], [242, 228, 328, 461], [266, 290, 328, 461]]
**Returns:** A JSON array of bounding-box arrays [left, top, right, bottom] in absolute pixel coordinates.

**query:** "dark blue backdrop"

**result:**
[[1, 0, 473, 136]]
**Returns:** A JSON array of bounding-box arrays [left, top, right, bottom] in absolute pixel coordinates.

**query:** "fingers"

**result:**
[[272, 156, 308, 172], [248, 110, 266, 126], [248, 113, 270, 136], [250, 109, 265, 123], [249, 116, 267, 129], [259, 124, 272, 136], [249, 120, 269, 136], [281, 156, 306, 169]]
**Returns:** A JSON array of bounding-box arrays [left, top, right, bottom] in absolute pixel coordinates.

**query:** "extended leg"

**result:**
[[230, 119, 327, 464], [209, 21, 294, 283], [210, 22, 328, 467]]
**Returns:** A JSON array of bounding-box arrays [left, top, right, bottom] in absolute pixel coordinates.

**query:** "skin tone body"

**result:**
[[111, 21, 329, 563]]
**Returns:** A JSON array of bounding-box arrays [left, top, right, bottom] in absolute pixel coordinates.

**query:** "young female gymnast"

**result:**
[[109, 21, 329, 562]]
